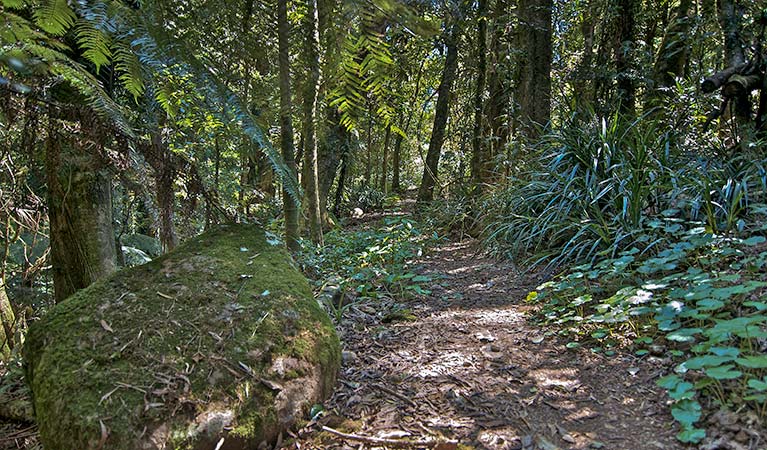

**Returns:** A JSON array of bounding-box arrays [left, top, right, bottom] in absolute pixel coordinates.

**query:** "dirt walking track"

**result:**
[[293, 239, 680, 450]]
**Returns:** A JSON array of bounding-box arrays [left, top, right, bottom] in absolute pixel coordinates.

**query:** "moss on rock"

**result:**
[[24, 224, 340, 450]]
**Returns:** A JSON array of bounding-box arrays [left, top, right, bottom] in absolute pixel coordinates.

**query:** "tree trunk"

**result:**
[[364, 114, 373, 184], [380, 125, 391, 193], [573, 0, 596, 108], [417, 25, 459, 203], [303, 0, 323, 245], [0, 279, 14, 360], [391, 133, 403, 192], [152, 129, 178, 254], [278, 0, 300, 252], [392, 59, 426, 193], [717, 0, 750, 124], [614, 0, 638, 116], [46, 109, 117, 303], [485, 0, 510, 182], [318, 111, 344, 226], [470, 0, 488, 189], [648, 0, 693, 105], [333, 149, 349, 217], [516, 0, 553, 140]]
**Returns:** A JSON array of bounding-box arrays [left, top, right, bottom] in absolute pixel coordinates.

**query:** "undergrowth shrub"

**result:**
[[482, 112, 767, 268], [296, 216, 441, 319]]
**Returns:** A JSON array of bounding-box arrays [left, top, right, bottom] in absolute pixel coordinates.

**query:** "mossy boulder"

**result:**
[[24, 224, 340, 450]]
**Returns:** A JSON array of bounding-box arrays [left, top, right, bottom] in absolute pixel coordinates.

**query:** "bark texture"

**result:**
[[470, 0, 488, 188], [278, 0, 300, 252], [516, 0, 553, 139], [303, 0, 323, 244], [46, 108, 117, 303], [0, 280, 14, 359], [651, 0, 693, 92], [614, 0, 638, 115]]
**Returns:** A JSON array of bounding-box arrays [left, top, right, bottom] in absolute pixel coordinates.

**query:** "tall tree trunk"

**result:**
[[517, 0, 553, 140], [648, 0, 693, 106], [614, 0, 638, 116], [278, 0, 300, 252], [0, 279, 14, 360], [364, 113, 373, 184], [485, 0, 510, 182], [318, 110, 344, 226], [573, 0, 596, 109], [417, 25, 459, 203], [333, 147, 350, 217], [46, 109, 117, 303], [717, 0, 750, 125], [152, 128, 178, 254], [392, 59, 426, 193], [303, 0, 323, 244], [317, 0, 343, 227], [391, 133, 403, 192], [380, 125, 391, 193], [471, 0, 488, 189]]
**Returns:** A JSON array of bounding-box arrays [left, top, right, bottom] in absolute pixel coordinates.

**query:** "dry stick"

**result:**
[[372, 383, 417, 408], [321, 426, 456, 449]]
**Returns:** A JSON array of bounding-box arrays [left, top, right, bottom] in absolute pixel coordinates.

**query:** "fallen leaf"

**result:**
[[96, 420, 108, 450], [434, 443, 458, 450], [99, 320, 114, 333]]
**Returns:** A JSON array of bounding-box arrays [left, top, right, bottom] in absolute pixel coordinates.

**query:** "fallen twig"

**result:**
[[321, 425, 456, 449], [372, 383, 417, 408]]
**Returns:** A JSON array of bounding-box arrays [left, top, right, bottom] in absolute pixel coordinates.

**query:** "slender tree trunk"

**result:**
[[0, 279, 14, 360], [333, 149, 349, 216], [278, 0, 300, 252], [46, 109, 117, 303], [648, 0, 693, 106], [517, 0, 552, 140], [317, 0, 343, 227], [364, 114, 373, 184], [417, 25, 459, 203], [485, 0, 510, 182], [391, 133, 403, 192], [717, 0, 750, 124], [471, 0, 488, 189], [152, 128, 178, 254], [614, 0, 638, 116], [318, 110, 344, 226], [303, 0, 323, 244], [574, 0, 596, 109], [380, 125, 391, 193]]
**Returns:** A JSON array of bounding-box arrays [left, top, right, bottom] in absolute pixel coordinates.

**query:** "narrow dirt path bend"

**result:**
[[298, 239, 682, 450]]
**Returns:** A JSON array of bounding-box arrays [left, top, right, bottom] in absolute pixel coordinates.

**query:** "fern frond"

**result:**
[[21, 42, 135, 137], [33, 0, 76, 36], [112, 41, 144, 97], [2, 0, 31, 9], [75, 20, 112, 72]]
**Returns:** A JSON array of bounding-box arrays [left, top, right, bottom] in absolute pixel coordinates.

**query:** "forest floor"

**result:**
[[291, 234, 685, 450]]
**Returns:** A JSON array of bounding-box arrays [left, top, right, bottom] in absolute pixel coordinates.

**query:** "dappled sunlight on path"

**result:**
[[294, 239, 680, 450]]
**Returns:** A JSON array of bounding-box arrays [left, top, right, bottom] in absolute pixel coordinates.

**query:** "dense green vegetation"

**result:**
[[2, 0, 767, 446]]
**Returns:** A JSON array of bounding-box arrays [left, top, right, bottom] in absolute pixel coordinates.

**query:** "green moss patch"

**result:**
[[24, 224, 340, 450]]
